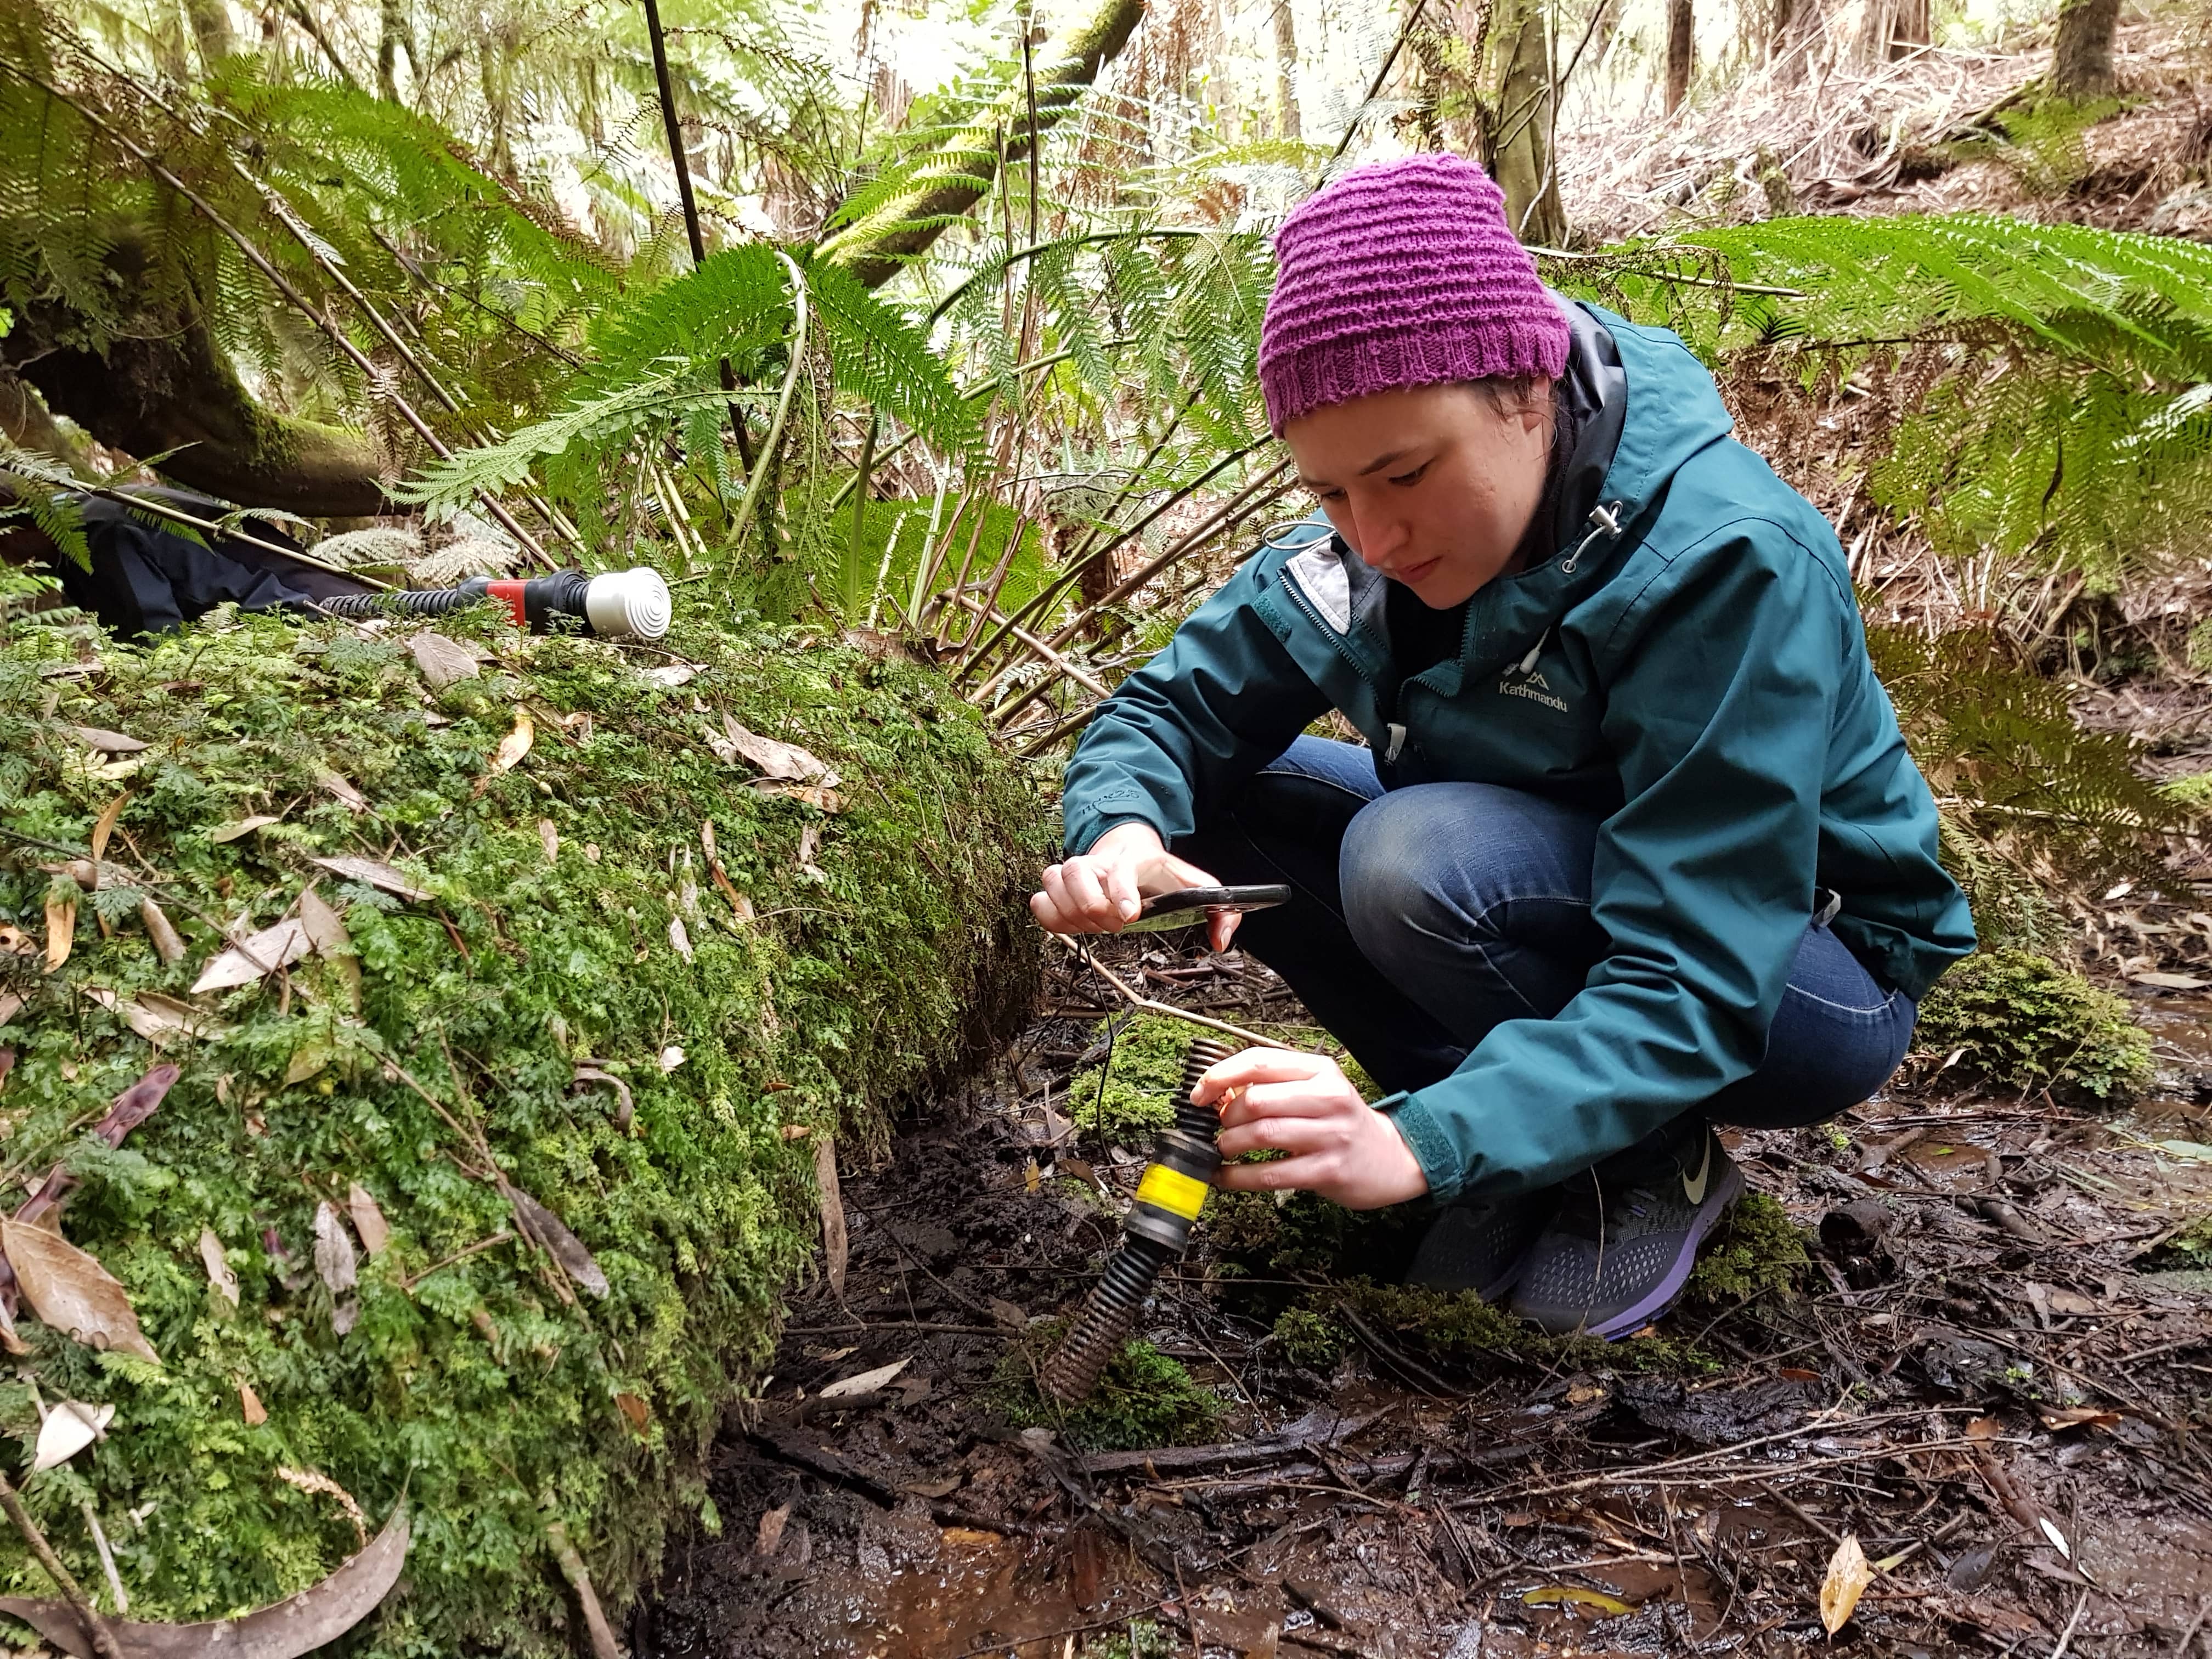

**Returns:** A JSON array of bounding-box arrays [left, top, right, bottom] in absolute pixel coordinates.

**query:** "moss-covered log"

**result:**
[[0, 606, 1043, 1651]]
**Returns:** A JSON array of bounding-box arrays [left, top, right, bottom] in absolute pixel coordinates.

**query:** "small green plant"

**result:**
[[1914, 949, 2153, 1099], [991, 1324, 1223, 1452], [1950, 94, 2129, 197], [1269, 1305, 1346, 1368]]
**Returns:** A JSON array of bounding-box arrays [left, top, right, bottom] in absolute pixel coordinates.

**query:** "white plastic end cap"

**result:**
[[584, 568, 672, 640]]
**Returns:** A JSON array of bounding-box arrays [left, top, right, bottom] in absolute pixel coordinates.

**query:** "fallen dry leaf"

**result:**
[[814, 1135, 847, 1297], [1819, 1533, 1875, 1635], [939, 1526, 1003, 1551], [713, 715, 839, 786], [284, 1037, 336, 1086], [200, 1228, 241, 1308], [89, 792, 128, 866], [538, 819, 560, 863], [795, 822, 827, 882], [32, 1400, 113, 1472], [2038, 1517, 2073, 1559], [348, 1184, 390, 1256], [2129, 970, 2208, 991], [989, 1297, 1028, 1333], [87, 988, 230, 1046], [668, 915, 694, 963], [409, 630, 482, 691], [1, 1216, 160, 1363], [778, 1123, 811, 1141], [208, 815, 281, 843], [819, 1357, 910, 1400], [69, 724, 149, 754], [313, 1200, 359, 1295], [615, 1392, 652, 1435], [1522, 1586, 1636, 1616], [755, 1500, 793, 1559], [0, 1498, 409, 1658], [507, 1187, 610, 1299], [2038, 1406, 2120, 1431], [299, 884, 362, 1012], [319, 771, 368, 812], [139, 898, 187, 963], [191, 916, 312, 994], [769, 783, 844, 814], [490, 708, 534, 772], [240, 1382, 268, 1425], [43, 894, 75, 972], [571, 1065, 634, 1132], [900, 1473, 964, 1499], [309, 855, 433, 903], [658, 1044, 685, 1073]]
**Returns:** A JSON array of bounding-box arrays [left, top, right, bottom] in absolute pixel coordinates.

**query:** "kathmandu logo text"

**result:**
[[1498, 668, 1567, 712]]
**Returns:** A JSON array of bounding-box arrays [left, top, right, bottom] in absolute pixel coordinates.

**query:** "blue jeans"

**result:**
[[1175, 737, 1915, 1132]]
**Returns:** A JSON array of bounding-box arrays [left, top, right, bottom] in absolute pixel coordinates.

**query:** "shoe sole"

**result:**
[[1579, 1160, 1746, 1342]]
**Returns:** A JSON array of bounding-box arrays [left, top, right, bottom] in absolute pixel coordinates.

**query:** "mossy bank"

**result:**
[[0, 604, 1045, 1651]]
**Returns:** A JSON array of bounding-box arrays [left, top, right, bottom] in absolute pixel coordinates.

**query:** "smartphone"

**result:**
[[1122, 884, 1293, 934]]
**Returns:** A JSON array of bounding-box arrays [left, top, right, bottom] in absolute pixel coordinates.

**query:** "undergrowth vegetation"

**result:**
[[0, 605, 1042, 1649], [1912, 949, 2154, 1098]]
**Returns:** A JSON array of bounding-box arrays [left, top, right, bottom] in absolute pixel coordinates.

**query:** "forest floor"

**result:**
[[1560, 6, 2210, 245], [638, 930, 2212, 1659]]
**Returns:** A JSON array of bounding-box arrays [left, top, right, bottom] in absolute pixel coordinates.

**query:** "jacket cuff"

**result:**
[[1377, 1091, 1466, 1205], [1068, 814, 1166, 858]]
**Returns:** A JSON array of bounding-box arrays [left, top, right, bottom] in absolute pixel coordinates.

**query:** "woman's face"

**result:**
[[1282, 380, 1555, 610]]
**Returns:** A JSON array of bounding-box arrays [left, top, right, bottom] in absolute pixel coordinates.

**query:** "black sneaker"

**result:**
[[1509, 1118, 1743, 1340], [1405, 1186, 1561, 1301]]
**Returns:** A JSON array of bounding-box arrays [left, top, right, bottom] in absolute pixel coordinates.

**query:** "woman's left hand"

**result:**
[[1194, 1048, 1429, 1211]]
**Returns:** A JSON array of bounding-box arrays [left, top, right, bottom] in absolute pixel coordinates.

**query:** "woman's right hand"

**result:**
[[1030, 822, 1242, 950]]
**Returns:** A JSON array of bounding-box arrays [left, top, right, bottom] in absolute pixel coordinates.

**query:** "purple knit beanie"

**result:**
[[1259, 154, 1570, 434]]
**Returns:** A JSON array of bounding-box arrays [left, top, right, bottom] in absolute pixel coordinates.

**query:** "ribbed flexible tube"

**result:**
[[1041, 1038, 1236, 1404]]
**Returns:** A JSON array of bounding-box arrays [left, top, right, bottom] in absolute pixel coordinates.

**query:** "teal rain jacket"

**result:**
[[1060, 301, 1976, 1203]]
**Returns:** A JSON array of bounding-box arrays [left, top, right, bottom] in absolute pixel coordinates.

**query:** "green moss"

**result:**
[[1682, 1192, 1808, 1305], [1268, 1306, 1345, 1369], [1065, 1014, 1197, 1137], [2161, 771, 2212, 816], [0, 604, 1045, 1653], [1205, 1187, 1431, 1279], [1310, 1280, 1723, 1377], [1914, 949, 2153, 1099], [990, 1323, 1222, 1452]]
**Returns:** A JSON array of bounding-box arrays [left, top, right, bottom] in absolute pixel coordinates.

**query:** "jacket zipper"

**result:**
[[1276, 568, 1404, 760]]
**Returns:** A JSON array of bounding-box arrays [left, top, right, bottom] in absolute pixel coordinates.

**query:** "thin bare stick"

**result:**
[[1052, 934, 1291, 1050], [0, 1469, 123, 1659], [950, 592, 1109, 697]]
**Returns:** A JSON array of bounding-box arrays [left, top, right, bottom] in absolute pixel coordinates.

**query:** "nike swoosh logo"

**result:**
[[1683, 1138, 1713, 1206]]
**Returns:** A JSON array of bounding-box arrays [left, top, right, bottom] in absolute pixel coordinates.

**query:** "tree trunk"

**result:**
[[1271, 0, 1301, 140], [1488, 0, 1567, 245], [2050, 0, 2120, 96], [1663, 0, 1694, 113], [182, 0, 237, 66], [1769, 0, 1823, 84], [377, 0, 417, 100], [1888, 0, 1928, 54], [1, 235, 392, 517], [819, 0, 1146, 289]]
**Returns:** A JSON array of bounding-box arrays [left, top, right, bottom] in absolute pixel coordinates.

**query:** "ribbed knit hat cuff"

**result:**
[[1261, 319, 1566, 433]]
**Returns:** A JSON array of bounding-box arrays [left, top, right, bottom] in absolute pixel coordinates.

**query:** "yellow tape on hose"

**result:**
[[1133, 1163, 1208, 1221]]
